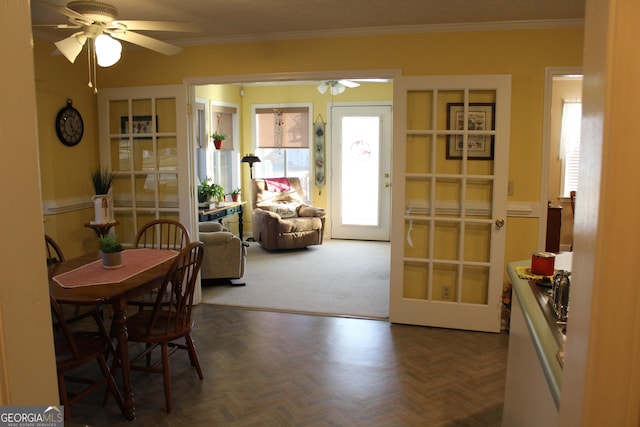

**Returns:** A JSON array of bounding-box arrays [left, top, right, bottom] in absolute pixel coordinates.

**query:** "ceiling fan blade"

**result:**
[[338, 79, 360, 88], [33, 0, 93, 25], [111, 20, 200, 33], [32, 23, 83, 29], [109, 30, 182, 55]]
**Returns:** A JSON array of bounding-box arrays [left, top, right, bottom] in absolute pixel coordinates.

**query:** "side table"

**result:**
[[84, 221, 119, 238]]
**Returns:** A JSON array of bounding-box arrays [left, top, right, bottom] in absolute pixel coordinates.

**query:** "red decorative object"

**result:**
[[213, 139, 223, 150], [531, 252, 555, 276]]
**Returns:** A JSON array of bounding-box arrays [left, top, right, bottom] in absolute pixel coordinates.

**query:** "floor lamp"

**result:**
[[240, 154, 261, 242], [241, 154, 261, 179]]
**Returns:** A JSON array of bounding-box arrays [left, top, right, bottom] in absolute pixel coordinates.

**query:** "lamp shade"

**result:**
[[330, 82, 346, 95], [241, 154, 261, 179], [241, 154, 261, 165], [317, 82, 329, 94], [95, 34, 122, 67], [55, 34, 88, 63]]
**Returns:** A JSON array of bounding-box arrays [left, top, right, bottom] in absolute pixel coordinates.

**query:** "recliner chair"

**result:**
[[198, 221, 247, 284], [251, 177, 326, 250]]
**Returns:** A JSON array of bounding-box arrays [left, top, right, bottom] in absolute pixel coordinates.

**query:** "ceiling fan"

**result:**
[[33, 0, 200, 91], [317, 80, 360, 96]]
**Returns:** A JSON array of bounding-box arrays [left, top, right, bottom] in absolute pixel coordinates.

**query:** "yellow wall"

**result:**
[[34, 40, 102, 258], [33, 26, 583, 268], [1, 0, 58, 405]]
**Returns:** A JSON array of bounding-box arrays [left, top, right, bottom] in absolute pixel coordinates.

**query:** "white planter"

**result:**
[[92, 194, 113, 224]]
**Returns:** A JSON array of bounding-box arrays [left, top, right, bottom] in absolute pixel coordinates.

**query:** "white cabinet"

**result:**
[[502, 291, 559, 426]]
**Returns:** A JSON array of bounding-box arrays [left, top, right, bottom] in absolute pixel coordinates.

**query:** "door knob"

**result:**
[[495, 218, 505, 228]]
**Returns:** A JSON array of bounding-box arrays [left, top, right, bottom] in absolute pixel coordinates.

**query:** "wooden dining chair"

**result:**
[[128, 219, 191, 312], [133, 219, 191, 251], [50, 293, 125, 421], [117, 241, 204, 413], [45, 234, 65, 266], [45, 235, 109, 333]]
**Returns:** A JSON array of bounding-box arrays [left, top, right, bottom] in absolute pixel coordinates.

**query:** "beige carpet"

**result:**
[[201, 239, 390, 319]]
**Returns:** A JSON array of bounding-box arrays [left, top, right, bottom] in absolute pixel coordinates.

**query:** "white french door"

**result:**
[[390, 75, 511, 332], [97, 85, 194, 246], [330, 104, 392, 241]]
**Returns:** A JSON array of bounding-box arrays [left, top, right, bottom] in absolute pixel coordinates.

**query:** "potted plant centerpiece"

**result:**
[[211, 131, 226, 150], [91, 168, 114, 224], [229, 188, 242, 202], [99, 234, 123, 269]]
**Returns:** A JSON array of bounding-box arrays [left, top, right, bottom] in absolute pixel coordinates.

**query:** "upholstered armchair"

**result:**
[[251, 177, 326, 250], [198, 222, 247, 283]]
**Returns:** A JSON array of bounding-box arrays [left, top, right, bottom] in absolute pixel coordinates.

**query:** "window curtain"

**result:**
[[559, 99, 582, 160]]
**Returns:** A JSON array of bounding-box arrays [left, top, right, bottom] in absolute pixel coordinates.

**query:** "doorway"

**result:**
[[540, 67, 583, 252], [188, 71, 397, 314], [330, 104, 392, 241]]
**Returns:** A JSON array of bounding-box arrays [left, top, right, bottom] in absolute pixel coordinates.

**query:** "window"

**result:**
[[253, 105, 312, 197], [203, 103, 240, 195], [559, 99, 581, 197]]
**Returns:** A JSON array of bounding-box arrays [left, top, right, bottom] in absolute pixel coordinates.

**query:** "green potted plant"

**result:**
[[198, 178, 214, 203], [211, 183, 225, 204], [198, 178, 225, 204], [211, 132, 226, 150], [229, 188, 242, 202], [99, 234, 123, 269], [91, 168, 114, 224]]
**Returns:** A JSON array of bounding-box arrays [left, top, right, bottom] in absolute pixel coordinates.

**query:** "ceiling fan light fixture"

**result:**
[[55, 33, 87, 63], [95, 34, 122, 67], [317, 82, 329, 94], [330, 83, 346, 96], [317, 80, 358, 96]]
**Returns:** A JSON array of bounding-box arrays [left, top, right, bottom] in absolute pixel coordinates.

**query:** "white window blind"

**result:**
[[253, 106, 311, 196], [256, 107, 310, 149], [559, 99, 582, 197]]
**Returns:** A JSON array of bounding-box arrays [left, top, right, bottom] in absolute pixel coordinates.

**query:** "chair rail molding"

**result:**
[[42, 196, 92, 215], [404, 200, 535, 217]]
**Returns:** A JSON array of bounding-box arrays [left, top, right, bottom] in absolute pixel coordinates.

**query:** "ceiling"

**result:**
[[31, 0, 585, 49]]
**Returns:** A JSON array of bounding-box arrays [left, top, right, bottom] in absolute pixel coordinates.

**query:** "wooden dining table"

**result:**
[[48, 248, 178, 420]]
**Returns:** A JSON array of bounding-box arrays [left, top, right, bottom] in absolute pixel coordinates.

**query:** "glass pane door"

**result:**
[[331, 105, 392, 241], [99, 86, 191, 246], [390, 76, 511, 332]]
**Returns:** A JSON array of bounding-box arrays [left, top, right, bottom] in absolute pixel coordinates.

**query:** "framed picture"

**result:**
[[120, 115, 157, 134], [446, 103, 495, 160]]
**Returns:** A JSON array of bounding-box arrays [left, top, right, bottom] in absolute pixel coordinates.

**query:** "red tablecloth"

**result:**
[[53, 249, 177, 288]]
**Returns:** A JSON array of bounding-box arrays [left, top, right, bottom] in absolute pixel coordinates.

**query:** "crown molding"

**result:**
[[34, 19, 584, 46], [173, 19, 584, 47]]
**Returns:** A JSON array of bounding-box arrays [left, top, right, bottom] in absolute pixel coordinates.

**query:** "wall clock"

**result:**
[[55, 99, 84, 146]]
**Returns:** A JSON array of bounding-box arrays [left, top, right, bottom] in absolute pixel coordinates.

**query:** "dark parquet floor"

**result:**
[[67, 305, 509, 427]]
